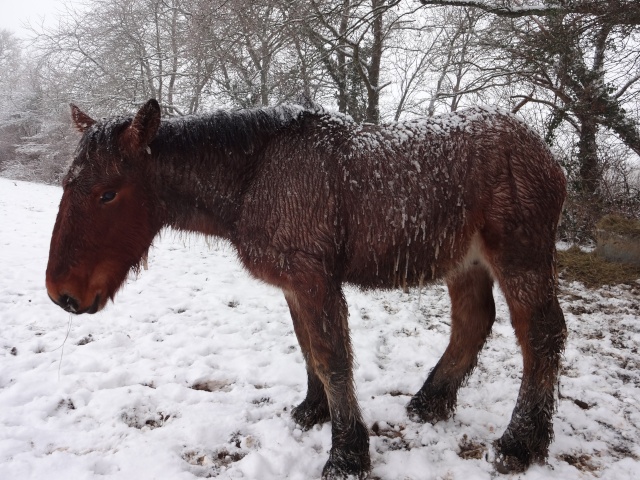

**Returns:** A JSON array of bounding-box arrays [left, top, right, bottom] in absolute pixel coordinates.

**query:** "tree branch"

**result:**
[[615, 73, 640, 99], [419, 0, 640, 24]]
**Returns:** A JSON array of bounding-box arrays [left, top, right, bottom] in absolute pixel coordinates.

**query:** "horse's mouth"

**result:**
[[48, 293, 102, 315]]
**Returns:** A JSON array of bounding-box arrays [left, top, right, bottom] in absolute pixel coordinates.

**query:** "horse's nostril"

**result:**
[[59, 294, 79, 313]]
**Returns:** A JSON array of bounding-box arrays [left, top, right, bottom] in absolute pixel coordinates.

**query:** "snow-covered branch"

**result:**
[[419, 0, 640, 24], [615, 74, 640, 100], [420, 0, 560, 18]]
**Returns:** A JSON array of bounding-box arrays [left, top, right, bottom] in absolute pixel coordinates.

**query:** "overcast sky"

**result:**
[[1, 0, 67, 38]]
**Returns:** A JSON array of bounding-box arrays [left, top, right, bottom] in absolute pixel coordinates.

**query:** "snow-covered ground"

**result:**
[[1, 177, 639, 480]]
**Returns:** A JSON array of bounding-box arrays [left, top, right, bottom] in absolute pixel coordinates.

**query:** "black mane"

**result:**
[[153, 104, 313, 163]]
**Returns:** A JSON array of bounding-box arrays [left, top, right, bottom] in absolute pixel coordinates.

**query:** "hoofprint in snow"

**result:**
[[1, 177, 639, 479]]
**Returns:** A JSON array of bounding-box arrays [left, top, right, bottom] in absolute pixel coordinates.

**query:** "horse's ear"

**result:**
[[123, 99, 161, 152], [70, 104, 96, 133]]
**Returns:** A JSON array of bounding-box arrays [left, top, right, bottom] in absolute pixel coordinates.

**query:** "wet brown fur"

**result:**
[[47, 99, 567, 478]]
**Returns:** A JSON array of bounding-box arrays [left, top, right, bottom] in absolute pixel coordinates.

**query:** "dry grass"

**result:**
[[596, 215, 640, 238], [558, 246, 640, 289]]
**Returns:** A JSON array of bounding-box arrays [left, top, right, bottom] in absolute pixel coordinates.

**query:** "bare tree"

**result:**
[[0, 31, 76, 183], [0, 30, 27, 173], [32, 0, 215, 114], [203, 0, 296, 107], [0, 30, 23, 111], [296, 0, 409, 123]]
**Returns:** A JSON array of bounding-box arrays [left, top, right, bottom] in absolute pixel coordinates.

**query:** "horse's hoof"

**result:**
[[406, 394, 452, 424], [493, 451, 527, 474], [321, 449, 371, 480], [492, 437, 543, 474], [291, 399, 330, 430]]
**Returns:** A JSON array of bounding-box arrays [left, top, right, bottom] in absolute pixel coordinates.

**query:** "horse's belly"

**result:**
[[342, 209, 477, 289], [344, 240, 443, 289]]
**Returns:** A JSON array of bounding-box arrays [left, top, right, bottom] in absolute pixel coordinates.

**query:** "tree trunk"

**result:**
[[365, 0, 383, 124], [337, 0, 351, 113], [577, 115, 601, 197]]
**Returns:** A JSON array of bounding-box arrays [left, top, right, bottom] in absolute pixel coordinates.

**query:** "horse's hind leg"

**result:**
[[491, 259, 566, 473], [284, 292, 330, 429], [407, 263, 496, 422]]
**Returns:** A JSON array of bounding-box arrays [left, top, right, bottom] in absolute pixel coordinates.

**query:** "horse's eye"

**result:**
[[100, 191, 117, 203]]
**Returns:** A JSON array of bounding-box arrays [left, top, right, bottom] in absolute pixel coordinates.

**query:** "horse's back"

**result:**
[[338, 109, 565, 288]]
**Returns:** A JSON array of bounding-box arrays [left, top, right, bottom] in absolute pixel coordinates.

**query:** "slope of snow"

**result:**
[[0, 177, 639, 479]]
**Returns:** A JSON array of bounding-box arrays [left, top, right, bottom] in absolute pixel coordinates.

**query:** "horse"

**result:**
[[46, 99, 567, 479]]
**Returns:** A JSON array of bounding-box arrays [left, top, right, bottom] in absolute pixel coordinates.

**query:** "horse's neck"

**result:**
[[154, 130, 259, 240], [152, 106, 306, 239]]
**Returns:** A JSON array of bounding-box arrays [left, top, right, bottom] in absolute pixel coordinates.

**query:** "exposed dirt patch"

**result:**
[[77, 334, 94, 346], [121, 408, 175, 430], [191, 380, 233, 392], [371, 421, 411, 452], [183, 432, 257, 478], [182, 449, 246, 478], [457, 434, 487, 460], [56, 398, 76, 411], [387, 390, 411, 397], [558, 453, 599, 472]]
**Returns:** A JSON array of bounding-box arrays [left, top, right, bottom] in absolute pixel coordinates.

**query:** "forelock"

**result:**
[[64, 116, 133, 186]]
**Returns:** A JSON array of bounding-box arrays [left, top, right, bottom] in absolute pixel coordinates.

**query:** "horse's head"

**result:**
[[46, 99, 163, 314]]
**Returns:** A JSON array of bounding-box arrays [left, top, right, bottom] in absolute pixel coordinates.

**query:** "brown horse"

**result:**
[[46, 99, 567, 478]]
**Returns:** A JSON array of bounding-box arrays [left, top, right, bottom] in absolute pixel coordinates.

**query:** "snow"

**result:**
[[1, 176, 639, 479]]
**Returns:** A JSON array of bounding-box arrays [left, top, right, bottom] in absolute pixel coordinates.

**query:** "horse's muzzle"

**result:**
[[48, 293, 101, 314]]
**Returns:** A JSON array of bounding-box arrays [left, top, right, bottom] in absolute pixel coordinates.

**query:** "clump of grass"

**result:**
[[596, 215, 640, 238], [557, 246, 640, 288]]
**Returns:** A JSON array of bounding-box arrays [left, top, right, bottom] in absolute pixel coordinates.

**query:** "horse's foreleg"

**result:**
[[286, 281, 370, 480], [408, 264, 495, 422], [285, 291, 330, 429]]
